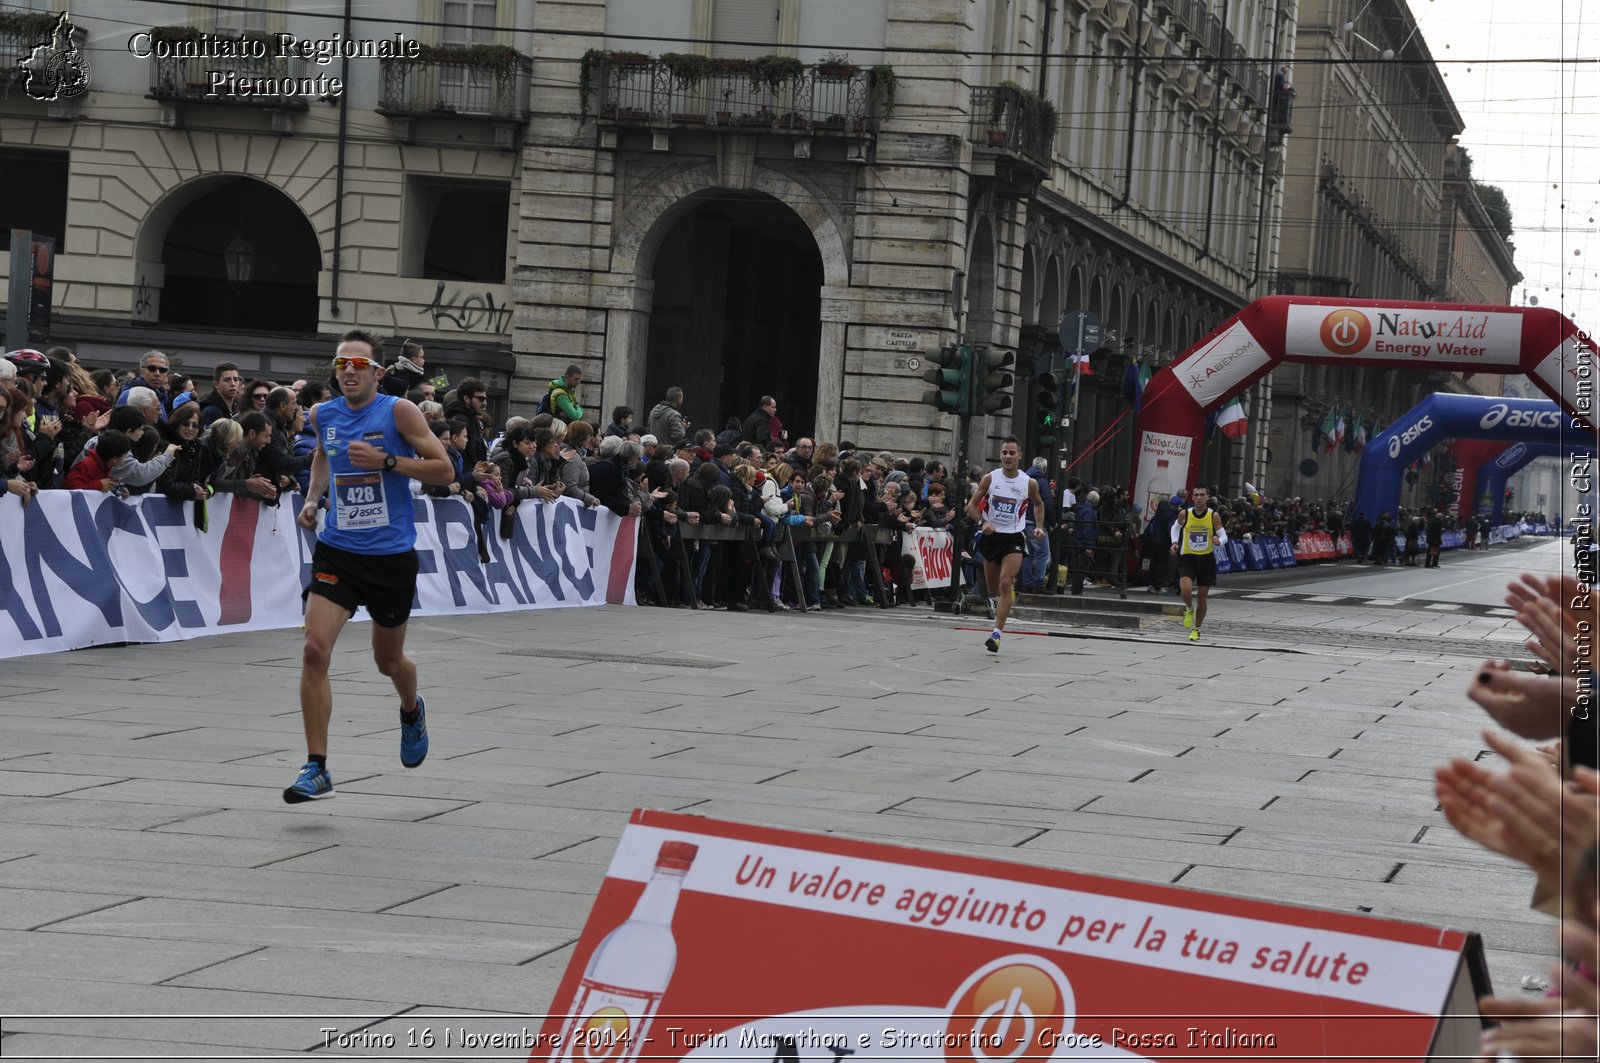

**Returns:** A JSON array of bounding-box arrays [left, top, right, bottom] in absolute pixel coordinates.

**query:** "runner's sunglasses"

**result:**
[[332, 356, 376, 371]]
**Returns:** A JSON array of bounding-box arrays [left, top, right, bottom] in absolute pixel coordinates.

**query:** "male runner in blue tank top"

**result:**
[[284, 330, 454, 803]]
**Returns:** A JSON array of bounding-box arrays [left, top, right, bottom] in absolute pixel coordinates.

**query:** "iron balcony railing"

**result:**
[[0, 20, 47, 85], [970, 84, 1056, 173], [378, 51, 532, 120], [149, 50, 309, 109], [589, 56, 879, 134]]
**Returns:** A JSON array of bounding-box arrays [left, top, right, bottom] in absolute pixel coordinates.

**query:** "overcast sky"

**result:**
[[1407, 0, 1598, 327]]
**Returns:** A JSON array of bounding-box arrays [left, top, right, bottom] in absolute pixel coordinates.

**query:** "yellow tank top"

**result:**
[[1180, 508, 1216, 555]]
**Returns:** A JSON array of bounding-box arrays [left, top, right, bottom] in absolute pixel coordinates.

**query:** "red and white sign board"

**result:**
[[904, 528, 954, 590], [535, 811, 1486, 1063]]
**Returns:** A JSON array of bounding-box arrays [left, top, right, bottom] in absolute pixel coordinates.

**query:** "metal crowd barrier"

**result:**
[[635, 518, 901, 611]]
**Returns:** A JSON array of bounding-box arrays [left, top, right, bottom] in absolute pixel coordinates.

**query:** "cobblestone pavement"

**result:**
[[0, 539, 1570, 1057]]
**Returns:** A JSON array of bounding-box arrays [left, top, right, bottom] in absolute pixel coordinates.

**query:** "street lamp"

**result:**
[[223, 232, 255, 291]]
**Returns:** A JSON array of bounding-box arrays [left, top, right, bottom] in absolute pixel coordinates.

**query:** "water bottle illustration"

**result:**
[[560, 840, 699, 1063], [1145, 460, 1175, 528]]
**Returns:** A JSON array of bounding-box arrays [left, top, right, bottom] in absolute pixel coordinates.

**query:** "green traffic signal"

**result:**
[[1034, 371, 1061, 449], [920, 345, 967, 414]]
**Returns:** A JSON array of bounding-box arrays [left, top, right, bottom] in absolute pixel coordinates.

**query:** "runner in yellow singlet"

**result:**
[[1169, 486, 1228, 643]]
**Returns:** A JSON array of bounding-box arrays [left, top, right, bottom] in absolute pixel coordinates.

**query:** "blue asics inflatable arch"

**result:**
[[1351, 395, 1569, 522]]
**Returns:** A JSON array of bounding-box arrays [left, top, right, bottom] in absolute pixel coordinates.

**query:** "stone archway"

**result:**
[[135, 174, 322, 333], [607, 161, 853, 442]]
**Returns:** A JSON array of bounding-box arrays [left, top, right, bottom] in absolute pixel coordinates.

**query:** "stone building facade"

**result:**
[[516, 0, 1294, 478], [0, 1, 526, 404], [1261, 0, 1493, 506]]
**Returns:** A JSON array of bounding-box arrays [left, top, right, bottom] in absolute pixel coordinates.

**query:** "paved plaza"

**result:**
[[0, 539, 1571, 1058]]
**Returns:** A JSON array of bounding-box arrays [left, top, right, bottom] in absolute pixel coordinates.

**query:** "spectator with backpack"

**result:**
[[538, 364, 584, 422]]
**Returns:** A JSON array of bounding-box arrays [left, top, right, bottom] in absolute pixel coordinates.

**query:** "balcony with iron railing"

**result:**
[[969, 83, 1056, 178], [378, 46, 532, 122], [0, 13, 54, 86], [581, 52, 891, 136], [148, 42, 309, 110]]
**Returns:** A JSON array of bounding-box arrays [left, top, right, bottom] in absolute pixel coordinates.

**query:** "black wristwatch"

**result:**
[[382, 454, 398, 472]]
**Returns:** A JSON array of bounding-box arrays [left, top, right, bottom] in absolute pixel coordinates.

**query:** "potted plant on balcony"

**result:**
[[816, 52, 858, 79], [988, 81, 1025, 146], [869, 64, 897, 121], [747, 54, 804, 94], [579, 48, 648, 117], [661, 52, 713, 89], [0, 9, 58, 38], [735, 105, 776, 128]]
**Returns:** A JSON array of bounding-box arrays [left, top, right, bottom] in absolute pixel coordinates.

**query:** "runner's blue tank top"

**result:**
[[315, 393, 417, 554]]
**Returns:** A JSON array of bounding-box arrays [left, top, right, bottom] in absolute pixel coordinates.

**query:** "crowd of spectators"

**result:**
[[1, 348, 1561, 612]]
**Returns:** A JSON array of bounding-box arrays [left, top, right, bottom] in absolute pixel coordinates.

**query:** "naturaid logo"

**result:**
[[19, 11, 90, 102], [1320, 309, 1372, 356], [942, 955, 1075, 1063]]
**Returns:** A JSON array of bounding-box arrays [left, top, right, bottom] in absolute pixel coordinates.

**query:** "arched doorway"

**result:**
[[644, 192, 824, 440], [156, 176, 320, 333]]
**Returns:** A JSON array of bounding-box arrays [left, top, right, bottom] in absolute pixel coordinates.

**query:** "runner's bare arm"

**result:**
[[389, 400, 455, 485], [299, 407, 330, 529], [965, 474, 992, 522], [1028, 478, 1046, 538]]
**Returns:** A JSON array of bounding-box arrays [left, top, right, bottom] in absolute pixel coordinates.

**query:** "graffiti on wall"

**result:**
[[418, 281, 511, 334]]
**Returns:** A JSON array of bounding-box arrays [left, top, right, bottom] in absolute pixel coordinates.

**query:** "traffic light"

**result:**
[[1033, 371, 1060, 449], [970, 347, 1015, 415], [920, 345, 967, 415]]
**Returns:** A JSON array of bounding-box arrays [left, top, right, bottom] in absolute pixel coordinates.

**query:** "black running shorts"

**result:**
[[979, 531, 1028, 564], [1175, 552, 1218, 587], [304, 542, 419, 627]]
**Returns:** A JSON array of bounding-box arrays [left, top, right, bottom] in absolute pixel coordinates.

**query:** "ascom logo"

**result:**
[[1320, 309, 1372, 356], [1480, 403, 1563, 430], [1388, 415, 1434, 459]]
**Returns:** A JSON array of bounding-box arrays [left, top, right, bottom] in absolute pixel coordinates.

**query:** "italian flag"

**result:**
[[1216, 397, 1248, 439]]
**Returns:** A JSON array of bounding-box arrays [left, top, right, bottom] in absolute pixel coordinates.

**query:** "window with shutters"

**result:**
[[443, 0, 498, 44], [986, 0, 1013, 82], [210, 1, 271, 34], [711, 0, 779, 60]]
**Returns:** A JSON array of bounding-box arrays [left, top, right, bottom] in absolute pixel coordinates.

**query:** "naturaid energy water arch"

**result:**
[[1130, 296, 1595, 518]]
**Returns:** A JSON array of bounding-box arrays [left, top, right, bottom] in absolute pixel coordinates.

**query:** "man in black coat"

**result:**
[[741, 396, 777, 447], [1425, 509, 1445, 568], [442, 378, 489, 469], [1349, 511, 1373, 563], [1144, 495, 1179, 591]]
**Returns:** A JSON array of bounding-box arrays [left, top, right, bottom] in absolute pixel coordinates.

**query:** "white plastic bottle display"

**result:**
[[559, 840, 699, 1063]]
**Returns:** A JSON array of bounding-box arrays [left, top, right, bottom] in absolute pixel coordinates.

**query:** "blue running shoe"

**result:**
[[400, 694, 429, 768], [283, 761, 334, 804]]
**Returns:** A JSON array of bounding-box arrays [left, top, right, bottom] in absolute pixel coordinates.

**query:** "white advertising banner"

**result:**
[[902, 527, 954, 589], [1133, 431, 1194, 527], [0, 492, 637, 658], [1284, 304, 1525, 366], [1527, 333, 1598, 430], [1173, 320, 1273, 407]]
